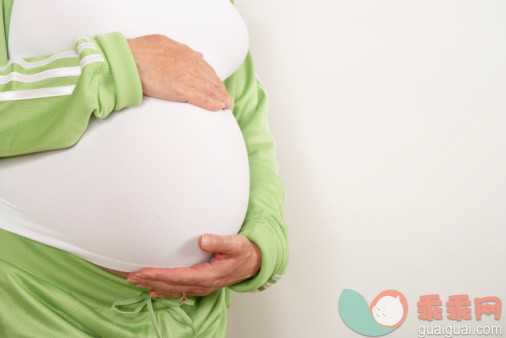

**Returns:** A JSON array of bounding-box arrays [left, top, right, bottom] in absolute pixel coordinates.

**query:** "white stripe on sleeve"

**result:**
[[0, 67, 81, 85], [0, 85, 76, 101], [79, 54, 105, 68], [272, 274, 283, 281], [0, 51, 78, 71], [1, 38, 98, 72], [76, 42, 97, 54]]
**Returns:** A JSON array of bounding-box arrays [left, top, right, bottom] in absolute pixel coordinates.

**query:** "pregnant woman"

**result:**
[[0, 0, 288, 337]]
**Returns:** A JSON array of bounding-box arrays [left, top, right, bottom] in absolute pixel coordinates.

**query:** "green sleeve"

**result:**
[[0, 2, 143, 157], [224, 51, 289, 294]]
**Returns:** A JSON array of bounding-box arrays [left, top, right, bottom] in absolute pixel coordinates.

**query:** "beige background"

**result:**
[[227, 1, 506, 337]]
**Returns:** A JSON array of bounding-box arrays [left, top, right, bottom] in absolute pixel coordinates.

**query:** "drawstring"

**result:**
[[112, 291, 198, 337]]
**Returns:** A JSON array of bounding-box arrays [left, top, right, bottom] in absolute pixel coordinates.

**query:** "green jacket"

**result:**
[[0, 0, 288, 305]]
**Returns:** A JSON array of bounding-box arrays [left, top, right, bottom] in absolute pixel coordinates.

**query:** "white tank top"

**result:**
[[0, 0, 250, 272]]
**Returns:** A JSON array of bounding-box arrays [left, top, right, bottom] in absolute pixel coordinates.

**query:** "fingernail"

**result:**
[[202, 235, 215, 249], [136, 273, 148, 278]]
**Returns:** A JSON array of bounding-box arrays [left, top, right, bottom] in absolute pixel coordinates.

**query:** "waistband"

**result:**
[[112, 291, 197, 337], [0, 228, 200, 337]]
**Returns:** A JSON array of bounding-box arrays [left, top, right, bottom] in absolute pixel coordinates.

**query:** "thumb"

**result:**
[[199, 234, 243, 255]]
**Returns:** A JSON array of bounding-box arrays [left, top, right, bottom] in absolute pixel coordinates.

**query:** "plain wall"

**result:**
[[227, 1, 506, 337]]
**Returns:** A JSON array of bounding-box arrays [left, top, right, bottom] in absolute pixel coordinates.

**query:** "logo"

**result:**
[[339, 289, 408, 336]]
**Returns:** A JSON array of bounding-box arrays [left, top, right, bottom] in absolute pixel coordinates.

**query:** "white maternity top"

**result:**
[[0, 0, 250, 271]]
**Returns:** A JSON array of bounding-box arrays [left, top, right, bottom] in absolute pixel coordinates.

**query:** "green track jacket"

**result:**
[[0, 0, 288, 302]]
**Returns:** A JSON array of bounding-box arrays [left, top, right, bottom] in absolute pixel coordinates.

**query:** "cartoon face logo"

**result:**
[[339, 289, 408, 336], [370, 290, 408, 328]]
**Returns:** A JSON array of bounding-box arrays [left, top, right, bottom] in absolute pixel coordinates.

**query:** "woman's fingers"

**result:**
[[195, 57, 233, 106], [133, 263, 214, 286], [126, 234, 262, 300], [134, 279, 212, 296], [133, 279, 216, 298], [191, 77, 232, 109], [184, 87, 227, 111], [190, 54, 233, 109], [126, 34, 233, 111]]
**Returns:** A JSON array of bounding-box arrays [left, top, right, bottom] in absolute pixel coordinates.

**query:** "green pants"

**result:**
[[0, 228, 229, 337]]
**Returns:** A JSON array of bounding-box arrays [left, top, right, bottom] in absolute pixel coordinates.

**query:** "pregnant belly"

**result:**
[[0, 98, 250, 272], [2, 0, 251, 274]]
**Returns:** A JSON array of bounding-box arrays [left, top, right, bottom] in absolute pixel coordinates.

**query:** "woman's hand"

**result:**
[[126, 234, 261, 298], [127, 34, 233, 111]]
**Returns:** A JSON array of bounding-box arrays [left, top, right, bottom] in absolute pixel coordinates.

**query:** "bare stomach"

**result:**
[[95, 263, 131, 279]]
